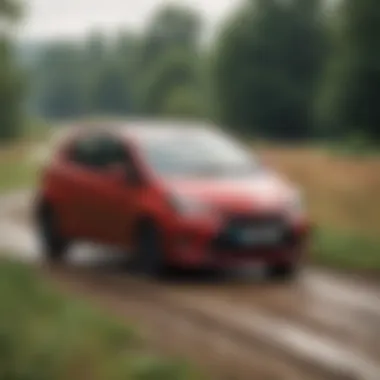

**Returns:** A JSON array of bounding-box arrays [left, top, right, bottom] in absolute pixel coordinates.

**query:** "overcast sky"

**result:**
[[20, 0, 240, 41]]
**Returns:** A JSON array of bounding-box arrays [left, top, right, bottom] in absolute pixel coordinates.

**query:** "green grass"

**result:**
[[0, 258, 200, 380], [0, 153, 39, 193], [21, 118, 52, 142], [313, 228, 380, 271], [0, 118, 52, 193]]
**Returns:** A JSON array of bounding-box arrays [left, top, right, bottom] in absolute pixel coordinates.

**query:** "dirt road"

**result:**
[[1, 191, 380, 380]]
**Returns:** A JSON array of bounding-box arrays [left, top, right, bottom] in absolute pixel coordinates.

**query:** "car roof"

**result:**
[[53, 119, 218, 145]]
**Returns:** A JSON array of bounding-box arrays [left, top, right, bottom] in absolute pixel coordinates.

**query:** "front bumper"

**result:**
[[163, 213, 312, 269]]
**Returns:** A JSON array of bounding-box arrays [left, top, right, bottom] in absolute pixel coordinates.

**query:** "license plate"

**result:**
[[236, 262, 266, 276], [239, 226, 280, 245]]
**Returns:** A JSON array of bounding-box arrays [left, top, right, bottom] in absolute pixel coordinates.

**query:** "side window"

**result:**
[[70, 136, 101, 167], [98, 137, 128, 167], [69, 134, 134, 170]]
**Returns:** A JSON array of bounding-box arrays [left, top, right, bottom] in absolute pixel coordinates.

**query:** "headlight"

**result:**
[[169, 193, 212, 218]]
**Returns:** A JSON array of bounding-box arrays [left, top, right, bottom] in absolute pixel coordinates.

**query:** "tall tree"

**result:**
[[29, 31, 140, 119], [136, 5, 203, 116], [0, 0, 21, 21], [90, 63, 132, 115], [138, 5, 201, 71], [138, 48, 200, 115], [0, 0, 23, 142], [214, 0, 327, 140], [318, 0, 380, 141], [36, 43, 88, 118]]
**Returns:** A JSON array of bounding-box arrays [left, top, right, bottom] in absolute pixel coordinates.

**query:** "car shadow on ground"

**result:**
[[60, 244, 286, 288]]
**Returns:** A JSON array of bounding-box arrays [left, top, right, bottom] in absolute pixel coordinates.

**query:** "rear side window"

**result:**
[[69, 134, 131, 169], [70, 136, 102, 167]]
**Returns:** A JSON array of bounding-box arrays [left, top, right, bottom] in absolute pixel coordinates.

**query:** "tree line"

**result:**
[[2, 0, 380, 143], [1, 0, 24, 141]]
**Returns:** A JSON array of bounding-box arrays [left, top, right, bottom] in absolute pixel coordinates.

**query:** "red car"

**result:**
[[36, 121, 311, 279]]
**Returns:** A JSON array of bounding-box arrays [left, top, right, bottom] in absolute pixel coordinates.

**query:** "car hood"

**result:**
[[163, 172, 297, 213]]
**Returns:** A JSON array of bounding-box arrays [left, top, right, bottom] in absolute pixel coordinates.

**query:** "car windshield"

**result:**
[[136, 128, 261, 179]]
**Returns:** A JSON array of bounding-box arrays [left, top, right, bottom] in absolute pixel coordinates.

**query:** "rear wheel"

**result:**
[[132, 222, 167, 278], [37, 202, 69, 263]]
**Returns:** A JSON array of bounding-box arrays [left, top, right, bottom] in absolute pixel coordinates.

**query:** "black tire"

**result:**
[[37, 202, 69, 263], [267, 263, 298, 281], [132, 222, 167, 278]]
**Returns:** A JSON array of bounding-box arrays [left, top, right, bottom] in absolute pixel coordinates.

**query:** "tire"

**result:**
[[37, 202, 69, 263], [267, 263, 298, 281], [132, 222, 167, 278]]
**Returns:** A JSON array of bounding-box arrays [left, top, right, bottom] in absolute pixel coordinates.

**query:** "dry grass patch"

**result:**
[[257, 145, 380, 270], [259, 146, 380, 238]]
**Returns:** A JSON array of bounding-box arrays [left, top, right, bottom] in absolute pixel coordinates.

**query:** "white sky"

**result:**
[[20, 0, 240, 41]]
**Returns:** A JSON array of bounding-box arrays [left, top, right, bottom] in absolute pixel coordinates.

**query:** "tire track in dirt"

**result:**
[[43, 263, 373, 380], [166, 279, 380, 363], [1, 191, 380, 380]]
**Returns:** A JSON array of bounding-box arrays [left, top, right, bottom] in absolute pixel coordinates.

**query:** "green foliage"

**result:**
[[137, 5, 202, 71], [0, 259, 200, 380], [213, 0, 327, 140], [161, 85, 204, 118], [14, 0, 380, 146], [33, 42, 91, 119], [138, 49, 201, 116], [313, 228, 380, 269], [0, 38, 24, 142], [31, 32, 138, 120], [0, 0, 24, 142], [317, 0, 380, 142], [135, 5, 204, 117], [26, 5, 204, 121], [323, 131, 380, 157], [0, 147, 38, 192], [90, 62, 132, 115], [0, 0, 22, 21]]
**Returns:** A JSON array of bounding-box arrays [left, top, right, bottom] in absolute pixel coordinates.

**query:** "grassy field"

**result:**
[[0, 143, 40, 193], [0, 258, 199, 380]]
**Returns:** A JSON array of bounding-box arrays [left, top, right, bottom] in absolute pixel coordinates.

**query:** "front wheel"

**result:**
[[37, 202, 69, 263], [132, 222, 167, 278], [267, 263, 298, 281]]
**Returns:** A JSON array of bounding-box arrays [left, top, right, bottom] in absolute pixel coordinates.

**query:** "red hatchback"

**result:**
[[36, 121, 311, 279]]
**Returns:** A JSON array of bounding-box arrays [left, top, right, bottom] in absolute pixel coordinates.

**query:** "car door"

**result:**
[[81, 134, 141, 247], [61, 133, 140, 247], [60, 134, 108, 241]]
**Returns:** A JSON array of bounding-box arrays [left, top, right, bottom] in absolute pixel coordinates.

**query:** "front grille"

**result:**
[[211, 212, 293, 252]]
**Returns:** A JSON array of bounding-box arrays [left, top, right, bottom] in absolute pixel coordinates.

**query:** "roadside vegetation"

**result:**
[[314, 229, 380, 270], [0, 143, 40, 193], [0, 118, 51, 193], [0, 258, 199, 380], [260, 146, 380, 270]]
